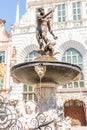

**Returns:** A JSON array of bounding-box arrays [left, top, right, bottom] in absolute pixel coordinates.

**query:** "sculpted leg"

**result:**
[[36, 31, 44, 50], [44, 40, 56, 56]]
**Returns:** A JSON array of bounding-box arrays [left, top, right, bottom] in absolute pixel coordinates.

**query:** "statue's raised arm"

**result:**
[[37, 5, 57, 19]]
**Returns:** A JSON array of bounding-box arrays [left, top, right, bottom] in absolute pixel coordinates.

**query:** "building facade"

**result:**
[[10, 0, 87, 126], [0, 19, 11, 97]]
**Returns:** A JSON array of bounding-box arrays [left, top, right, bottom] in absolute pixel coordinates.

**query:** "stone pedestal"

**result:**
[[34, 83, 57, 112]]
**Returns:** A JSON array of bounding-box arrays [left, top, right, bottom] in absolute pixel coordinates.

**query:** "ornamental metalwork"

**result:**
[[30, 113, 53, 130], [0, 95, 23, 130]]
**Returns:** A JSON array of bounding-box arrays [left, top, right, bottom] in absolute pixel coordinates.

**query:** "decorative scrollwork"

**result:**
[[30, 117, 38, 128], [9, 119, 23, 130], [30, 113, 54, 130], [37, 113, 46, 124], [44, 126, 52, 130], [0, 95, 23, 130], [0, 94, 4, 104]]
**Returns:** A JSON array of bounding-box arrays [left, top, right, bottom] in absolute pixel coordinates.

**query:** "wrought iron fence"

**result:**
[[0, 95, 23, 130]]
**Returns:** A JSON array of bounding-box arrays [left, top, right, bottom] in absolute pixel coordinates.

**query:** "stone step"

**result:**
[[59, 126, 87, 130], [71, 126, 87, 130]]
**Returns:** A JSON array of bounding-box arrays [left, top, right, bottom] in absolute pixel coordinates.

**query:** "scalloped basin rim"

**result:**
[[11, 61, 81, 86], [11, 61, 81, 71]]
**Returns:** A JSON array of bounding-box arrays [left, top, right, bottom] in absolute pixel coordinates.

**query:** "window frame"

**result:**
[[62, 48, 84, 88], [72, 2, 81, 21], [57, 3, 66, 22]]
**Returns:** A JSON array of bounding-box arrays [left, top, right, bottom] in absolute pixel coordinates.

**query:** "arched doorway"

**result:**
[[64, 100, 86, 126]]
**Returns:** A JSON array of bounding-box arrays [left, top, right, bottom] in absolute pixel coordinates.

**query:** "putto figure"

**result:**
[[36, 6, 57, 56]]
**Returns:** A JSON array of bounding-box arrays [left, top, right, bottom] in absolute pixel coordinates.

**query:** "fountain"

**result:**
[[10, 6, 81, 130]]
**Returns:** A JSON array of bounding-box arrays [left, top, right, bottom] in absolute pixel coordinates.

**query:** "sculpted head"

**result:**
[[38, 7, 44, 14]]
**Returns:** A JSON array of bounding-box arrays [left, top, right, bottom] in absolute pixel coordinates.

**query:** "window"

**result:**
[[35, 8, 40, 16], [0, 51, 5, 90], [23, 51, 39, 101], [72, 2, 81, 21], [48, 7, 53, 22], [86, 3, 87, 14], [62, 48, 84, 88], [0, 77, 3, 90], [64, 100, 84, 107], [25, 51, 39, 62], [35, 7, 41, 24], [0, 51, 5, 63], [0, 63, 4, 89], [58, 4, 66, 22], [23, 85, 37, 101]]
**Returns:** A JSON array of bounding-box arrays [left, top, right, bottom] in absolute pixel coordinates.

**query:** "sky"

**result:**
[[0, 0, 26, 33]]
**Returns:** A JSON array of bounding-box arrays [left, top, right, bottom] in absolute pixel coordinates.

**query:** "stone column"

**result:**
[[85, 103, 87, 124]]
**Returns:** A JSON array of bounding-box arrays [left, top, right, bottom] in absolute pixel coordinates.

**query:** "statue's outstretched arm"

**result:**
[[37, 11, 53, 20], [37, 6, 57, 19]]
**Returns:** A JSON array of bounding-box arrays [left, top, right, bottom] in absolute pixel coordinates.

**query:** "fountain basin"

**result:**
[[11, 60, 81, 86]]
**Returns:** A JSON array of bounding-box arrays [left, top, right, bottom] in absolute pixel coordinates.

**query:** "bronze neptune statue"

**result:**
[[36, 6, 57, 56]]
